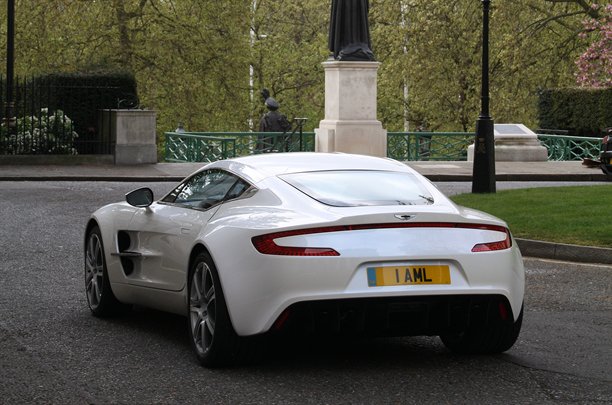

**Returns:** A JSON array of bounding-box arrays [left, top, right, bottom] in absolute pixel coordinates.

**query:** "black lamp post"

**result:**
[[4, 0, 15, 131], [471, 0, 496, 193]]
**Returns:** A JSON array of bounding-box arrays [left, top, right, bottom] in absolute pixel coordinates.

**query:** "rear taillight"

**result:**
[[252, 227, 341, 256], [252, 222, 512, 256], [471, 228, 512, 252]]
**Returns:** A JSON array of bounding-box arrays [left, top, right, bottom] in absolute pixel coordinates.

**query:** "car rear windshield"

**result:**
[[280, 170, 434, 207]]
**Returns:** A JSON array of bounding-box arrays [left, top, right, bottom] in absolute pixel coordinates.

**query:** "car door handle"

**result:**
[[181, 227, 192, 234]]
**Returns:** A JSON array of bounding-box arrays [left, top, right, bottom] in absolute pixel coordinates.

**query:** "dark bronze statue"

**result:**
[[258, 89, 292, 152], [259, 95, 291, 133], [328, 0, 375, 61]]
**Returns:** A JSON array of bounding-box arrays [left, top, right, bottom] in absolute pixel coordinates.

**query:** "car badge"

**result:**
[[394, 214, 416, 221]]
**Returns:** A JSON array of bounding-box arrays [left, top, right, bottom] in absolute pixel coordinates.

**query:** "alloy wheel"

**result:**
[[189, 262, 217, 355], [85, 233, 104, 309]]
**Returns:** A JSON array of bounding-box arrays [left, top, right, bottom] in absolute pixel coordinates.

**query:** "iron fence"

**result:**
[[0, 76, 131, 155]]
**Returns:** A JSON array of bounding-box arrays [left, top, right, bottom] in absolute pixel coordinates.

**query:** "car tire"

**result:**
[[440, 303, 523, 354], [188, 251, 247, 367], [85, 225, 129, 317]]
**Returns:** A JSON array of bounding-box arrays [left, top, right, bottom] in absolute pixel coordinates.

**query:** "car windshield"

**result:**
[[280, 170, 434, 207]]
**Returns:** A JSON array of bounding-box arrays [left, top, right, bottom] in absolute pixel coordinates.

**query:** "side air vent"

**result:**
[[115, 231, 136, 276], [118, 231, 131, 252]]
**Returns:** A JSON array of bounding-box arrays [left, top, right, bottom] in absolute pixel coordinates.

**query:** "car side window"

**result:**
[[161, 180, 188, 203], [225, 179, 250, 201], [161, 170, 250, 209]]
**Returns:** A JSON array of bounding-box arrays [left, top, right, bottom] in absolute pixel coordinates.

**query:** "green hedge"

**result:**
[[538, 88, 612, 137], [1, 72, 138, 153], [34, 73, 138, 151]]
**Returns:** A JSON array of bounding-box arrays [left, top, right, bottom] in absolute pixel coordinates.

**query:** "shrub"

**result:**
[[538, 88, 612, 137], [1, 72, 138, 154], [1, 109, 78, 155]]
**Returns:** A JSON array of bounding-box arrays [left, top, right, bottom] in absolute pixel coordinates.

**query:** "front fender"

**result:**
[[86, 203, 138, 285]]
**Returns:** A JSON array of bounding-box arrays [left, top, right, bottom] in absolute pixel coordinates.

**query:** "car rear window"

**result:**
[[280, 170, 434, 207]]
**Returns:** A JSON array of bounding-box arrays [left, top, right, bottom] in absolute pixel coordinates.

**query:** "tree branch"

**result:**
[[544, 0, 600, 19]]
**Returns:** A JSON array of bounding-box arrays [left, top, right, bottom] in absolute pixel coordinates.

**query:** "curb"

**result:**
[[516, 238, 612, 265], [424, 174, 609, 182], [0, 155, 115, 165]]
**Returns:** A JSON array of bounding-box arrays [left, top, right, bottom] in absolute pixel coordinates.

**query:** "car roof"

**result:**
[[210, 152, 415, 183]]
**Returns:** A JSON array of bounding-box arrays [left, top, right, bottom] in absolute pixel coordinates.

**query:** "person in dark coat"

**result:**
[[328, 0, 375, 61]]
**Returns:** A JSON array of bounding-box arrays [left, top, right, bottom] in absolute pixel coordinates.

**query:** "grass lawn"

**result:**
[[450, 185, 612, 248]]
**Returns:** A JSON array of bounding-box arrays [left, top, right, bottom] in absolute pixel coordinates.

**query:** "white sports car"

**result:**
[[85, 153, 524, 367]]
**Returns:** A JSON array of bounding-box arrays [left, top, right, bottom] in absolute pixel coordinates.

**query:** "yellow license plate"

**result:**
[[367, 265, 450, 287]]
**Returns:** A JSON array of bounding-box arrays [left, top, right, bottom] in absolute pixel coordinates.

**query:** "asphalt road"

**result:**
[[0, 181, 610, 404]]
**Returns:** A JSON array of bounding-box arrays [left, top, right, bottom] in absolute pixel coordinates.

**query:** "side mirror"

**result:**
[[126, 187, 154, 208]]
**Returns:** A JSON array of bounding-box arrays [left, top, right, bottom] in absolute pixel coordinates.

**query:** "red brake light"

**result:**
[[471, 228, 512, 252], [252, 228, 341, 256]]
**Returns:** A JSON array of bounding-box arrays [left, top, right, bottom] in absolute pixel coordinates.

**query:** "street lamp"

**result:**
[[471, 0, 496, 193], [4, 0, 15, 131]]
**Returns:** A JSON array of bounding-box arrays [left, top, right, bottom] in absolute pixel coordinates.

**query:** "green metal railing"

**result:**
[[164, 133, 236, 163], [165, 131, 475, 162], [536, 134, 601, 161], [165, 131, 315, 163], [164, 131, 603, 162], [387, 132, 474, 161]]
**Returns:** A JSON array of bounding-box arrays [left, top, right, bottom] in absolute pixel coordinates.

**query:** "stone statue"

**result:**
[[328, 0, 375, 61]]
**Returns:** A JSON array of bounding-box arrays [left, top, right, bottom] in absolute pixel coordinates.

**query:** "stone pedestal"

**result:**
[[100, 109, 157, 164], [315, 61, 387, 157], [467, 123, 548, 162]]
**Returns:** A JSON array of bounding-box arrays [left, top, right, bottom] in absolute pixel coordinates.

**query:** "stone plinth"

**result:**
[[100, 109, 157, 164], [315, 61, 387, 157], [467, 123, 548, 162]]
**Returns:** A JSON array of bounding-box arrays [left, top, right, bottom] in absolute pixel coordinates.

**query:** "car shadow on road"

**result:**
[[91, 306, 514, 372], [258, 334, 454, 368], [95, 306, 190, 346]]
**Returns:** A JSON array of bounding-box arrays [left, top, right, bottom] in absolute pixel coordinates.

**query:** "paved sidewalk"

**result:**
[[412, 161, 608, 181], [0, 160, 609, 182]]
